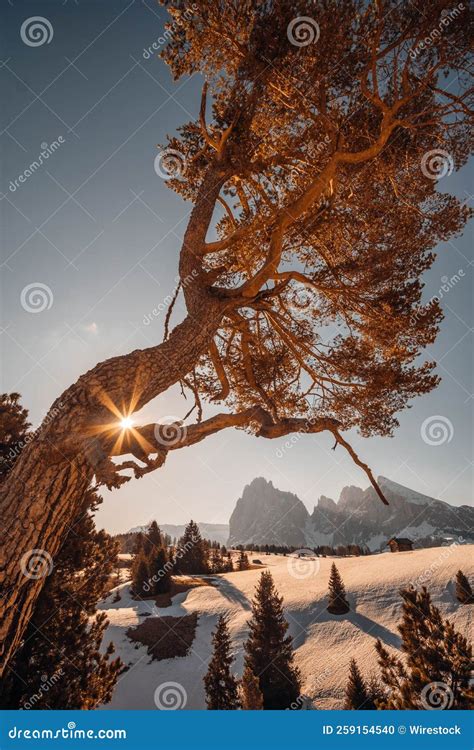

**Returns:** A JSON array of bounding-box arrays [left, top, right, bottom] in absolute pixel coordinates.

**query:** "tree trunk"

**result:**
[[0, 168, 229, 674]]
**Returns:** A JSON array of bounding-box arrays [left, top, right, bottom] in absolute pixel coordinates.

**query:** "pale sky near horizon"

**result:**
[[1, 1, 472, 534]]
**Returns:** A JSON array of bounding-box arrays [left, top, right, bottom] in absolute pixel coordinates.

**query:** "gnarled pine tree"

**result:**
[[1, 0, 472, 674]]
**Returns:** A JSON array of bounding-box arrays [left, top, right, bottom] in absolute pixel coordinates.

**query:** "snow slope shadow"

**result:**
[[214, 577, 252, 610], [291, 602, 401, 650], [347, 611, 401, 648]]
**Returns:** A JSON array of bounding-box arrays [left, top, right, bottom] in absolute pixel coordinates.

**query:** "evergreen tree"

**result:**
[[376, 586, 473, 709], [149, 545, 171, 595], [210, 547, 224, 573], [367, 674, 386, 708], [244, 571, 301, 709], [237, 550, 250, 570], [204, 615, 240, 709], [175, 520, 210, 574], [146, 522, 171, 595], [344, 659, 374, 709], [131, 552, 151, 597], [240, 665, 263, 709], [131, 522, 172, 596], [0, 392, 31, 480], [455, 570, 474, 604], [327, 563, 350, 614], [0, 487, 121, 708], [147, 520, 163, 549]]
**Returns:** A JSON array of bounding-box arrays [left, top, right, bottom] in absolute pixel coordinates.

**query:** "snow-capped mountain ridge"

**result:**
[[228, 476, 473, 550]]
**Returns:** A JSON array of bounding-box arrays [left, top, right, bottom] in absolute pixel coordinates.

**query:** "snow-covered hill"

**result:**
[[99, 544, 473, 710]]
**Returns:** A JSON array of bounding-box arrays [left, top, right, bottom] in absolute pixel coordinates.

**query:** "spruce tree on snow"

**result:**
[[327, 563, 350, 614], [147, 520, 163, 549], [175, 520, 210, 574], [455, 570, 474, 604], [204, 615, 240, 709], [240, 665, 264, 709], [149, 545, 171, 595], [244, 571, 301, 709], [344, 659, 374, 709], [237, 550, 250, 570], [131, 552, 151, 597], [131, 522, 171, 596], [376, 586, 473, 709]]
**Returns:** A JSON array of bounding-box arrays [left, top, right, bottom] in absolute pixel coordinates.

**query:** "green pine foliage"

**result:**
[[237, 550, 250, 570], [455, 570, 474, 604], [375, 586, 473, 709], [327, 563, 350, 614], [240, 665, 264, 709], [344, 659, 375, 709], [174, 520, 210, 574], [0, 392, 31, 480], [204, 615, 240, 709], [131, 521, 171, 597], [244, 571, 301, 709]]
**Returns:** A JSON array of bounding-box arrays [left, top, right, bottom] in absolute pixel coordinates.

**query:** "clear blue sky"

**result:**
[[1, 1, 472, 533]]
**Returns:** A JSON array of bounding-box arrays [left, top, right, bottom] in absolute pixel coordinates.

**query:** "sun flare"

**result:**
[[119, 416, 134, 430]]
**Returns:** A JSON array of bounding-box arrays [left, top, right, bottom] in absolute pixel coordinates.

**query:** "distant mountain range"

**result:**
[[125, 476, 472, 551], [228, 476, 473, 550]]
